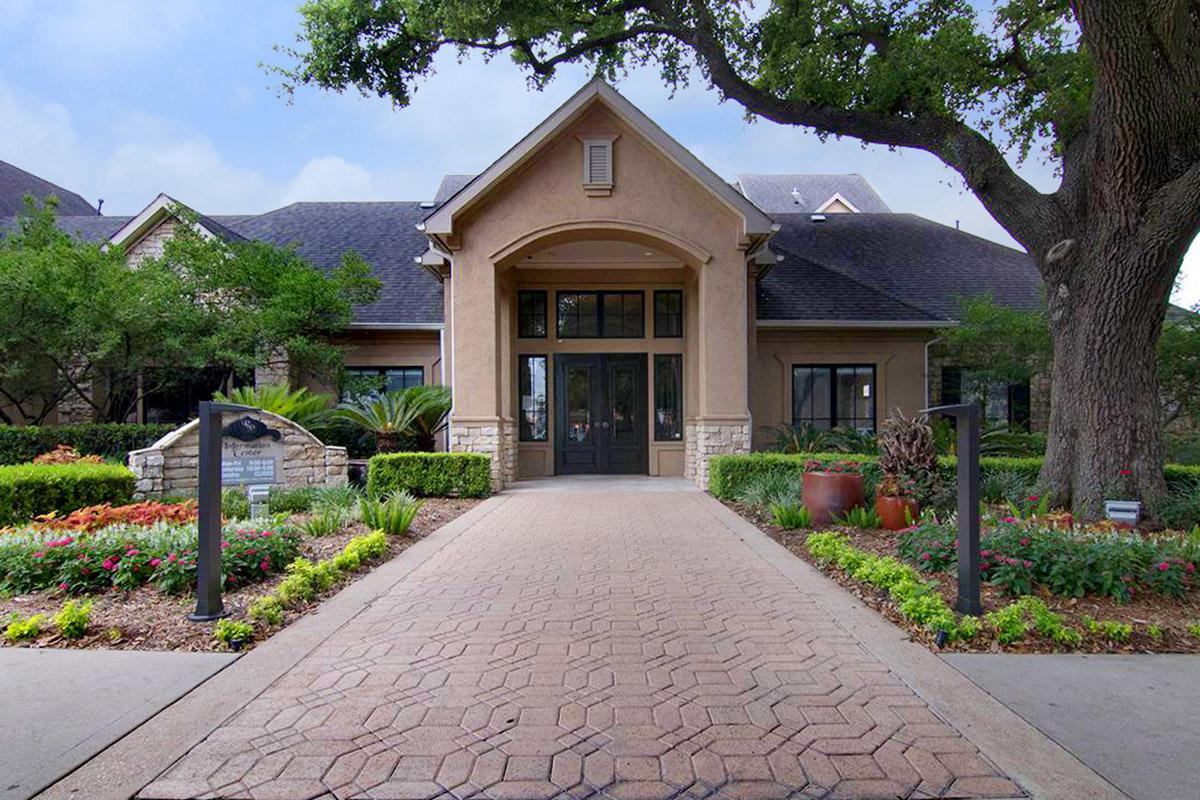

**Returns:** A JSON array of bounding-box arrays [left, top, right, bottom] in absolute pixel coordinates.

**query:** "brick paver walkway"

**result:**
[[141, 487, 1022, 799]]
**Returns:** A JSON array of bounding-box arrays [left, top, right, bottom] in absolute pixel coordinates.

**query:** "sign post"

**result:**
[[188, 400, 256, 622], [921, 402, 983, 616]]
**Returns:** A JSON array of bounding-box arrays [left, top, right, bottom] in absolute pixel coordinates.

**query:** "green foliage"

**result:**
[[1157, 312, 1200, 428], [268, 487, 316, 515], [53, 599, 92, 639], [877, 414, 939, 503], [298, 507, 345, 537], [0, 200, 379, 423], [1188, 623, 1200, 639], [334, 386, 452, 453], [367, 452, 491, 498], [898, 522, 958, 572], [221, 488, 251, 521], [0, 462, 135, 525], [360, 491, 423, 536], [1155, 478, 1200, 531], [0, 423, 174, 465], [984, 603, 1030, 645], [248, 594, 285, 626], [5, 612, 45, 641], [311, 485, 361, 518], [276, 558, 318, 605], [1082, 615, 1132, 643], [834, 505, 883, 529], [769, 502, 811, 530], [1146, 623, 1164, 640], [981, 470, 1036, 505], [213, 618, 255, 648], [942, 295, 1052, 388], [735, 471, 802, 511], [213, 385, 332, 430], [764, 424, 877, 455]]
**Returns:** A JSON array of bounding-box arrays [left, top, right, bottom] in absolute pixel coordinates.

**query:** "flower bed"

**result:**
[[0, 497, 479, 651], [31, 500, 197, 532], [725, 498, 1200, 653]]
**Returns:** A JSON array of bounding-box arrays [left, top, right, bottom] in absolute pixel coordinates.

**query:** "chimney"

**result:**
[[97, 199, 104, 216]]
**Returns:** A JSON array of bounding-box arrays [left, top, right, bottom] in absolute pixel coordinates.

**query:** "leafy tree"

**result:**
[[1157, 308, 1200, 428], [0, 200, 379, 423], [277, 0, 1200, 515], [941, 294, 1052, 410]]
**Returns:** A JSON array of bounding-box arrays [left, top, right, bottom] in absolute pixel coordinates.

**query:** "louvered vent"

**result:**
[[581, 138, 614, 191]]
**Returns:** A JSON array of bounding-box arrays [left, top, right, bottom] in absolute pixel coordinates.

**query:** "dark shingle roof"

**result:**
[[433, 174, 476, 206], [766, 213, 1042, 321], [0, 160, 97, 216], [739, 174, 890, 214], [758, 252, 943, 322], [228, 203, 441, 325]]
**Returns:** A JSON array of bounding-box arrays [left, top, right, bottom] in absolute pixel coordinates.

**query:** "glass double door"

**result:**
[[554, 353, 648, 475]]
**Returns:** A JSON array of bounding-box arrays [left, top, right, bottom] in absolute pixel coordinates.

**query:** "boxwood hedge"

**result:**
[[367, 452, 492, 498], [0, 423, 174, 465], [0, 462, 136, 526], [708, 452, 1200, 501]]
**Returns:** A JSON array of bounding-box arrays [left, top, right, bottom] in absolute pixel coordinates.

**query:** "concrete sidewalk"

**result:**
[[944, 654, 1200, 800], [1, 648, 235, 800]]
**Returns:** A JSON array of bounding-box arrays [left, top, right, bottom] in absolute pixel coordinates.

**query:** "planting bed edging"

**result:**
[[705, 498, 1129, 800], [37, 494, 511, 800]]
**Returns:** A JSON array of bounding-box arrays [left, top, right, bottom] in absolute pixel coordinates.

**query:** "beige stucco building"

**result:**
[[4, 80, 1046, 488]]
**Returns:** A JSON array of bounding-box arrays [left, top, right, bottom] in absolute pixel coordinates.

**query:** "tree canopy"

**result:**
[[0, 200, 380, 423]]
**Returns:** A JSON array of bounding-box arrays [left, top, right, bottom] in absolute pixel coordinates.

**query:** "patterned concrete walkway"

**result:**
[[141, 487, 1023, 800]]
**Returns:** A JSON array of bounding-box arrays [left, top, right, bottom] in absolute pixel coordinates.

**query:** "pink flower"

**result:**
[[1023, 560, 1033, 568], [921, 553, 931, 561], [259, 559, 270, 571], [1027, 495, 1039, 502], [1020, 538, 1030, 547], [221, 541, 230, 549], [1002, 516, 1017, 524], [246, 548, 257, 556], [1158, 562, 1170, 572], [1119, 468, 1132, 477], [32, 551, 44, 559], [149, 558, 161, 567], [1187, 563, 1196, 574], [167, 553, 178, 563], [126, 548, 139, 556], [59, 582, 68, 590], [260, 531, 272, 538]]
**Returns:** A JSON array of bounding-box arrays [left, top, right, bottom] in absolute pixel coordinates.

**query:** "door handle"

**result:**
[[600, 421, 611, 429]]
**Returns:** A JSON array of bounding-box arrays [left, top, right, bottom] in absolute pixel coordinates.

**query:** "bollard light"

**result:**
[[921, 403, 983, 617]]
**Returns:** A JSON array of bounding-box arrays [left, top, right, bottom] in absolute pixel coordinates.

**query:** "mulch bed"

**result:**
[[728, 500, 1200, 654], [1, 498, 479, 653]]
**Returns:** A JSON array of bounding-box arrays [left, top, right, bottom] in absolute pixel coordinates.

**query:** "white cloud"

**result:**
[[103, 137, 273, 213], [37, 0, 199, 61], [0, 82, 89, 196], [279, 156, 379, 205]]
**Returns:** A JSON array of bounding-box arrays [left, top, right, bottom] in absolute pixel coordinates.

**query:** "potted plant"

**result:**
[[875, 413, 939, 531], [874, 475, 919, 530], [802, 459, 865, 525]]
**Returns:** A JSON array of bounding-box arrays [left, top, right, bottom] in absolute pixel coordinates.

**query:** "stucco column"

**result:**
[[447, 255, 510, 489], [687, 256, 752, 488]]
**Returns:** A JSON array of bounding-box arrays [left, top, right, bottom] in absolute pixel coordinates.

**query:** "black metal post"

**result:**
[[922, 403, 983, 616], [188, 401, 255, 623]]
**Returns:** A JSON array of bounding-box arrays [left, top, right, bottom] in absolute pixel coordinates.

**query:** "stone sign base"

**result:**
[[128, 409, 348, 498]]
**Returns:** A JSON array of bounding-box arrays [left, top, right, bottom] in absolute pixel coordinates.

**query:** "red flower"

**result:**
[[921, 553, 931, 561], [58, 582, 68, 590], [1158, 562, 1170, 572], [1027, 495, 1039, 502], [1019, 537, 1030, 546], [32, 551, 44, 559], [150, 558, 162, 567], [1119, 468, 1132, 477], [1187, 563, 1196, 574], [259, 559, 270, 571]]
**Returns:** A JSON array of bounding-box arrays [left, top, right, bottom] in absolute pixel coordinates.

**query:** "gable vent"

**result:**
[[580, 137, 616, 195]]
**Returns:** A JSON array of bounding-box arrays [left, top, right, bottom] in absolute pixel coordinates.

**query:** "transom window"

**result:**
[[518, 290, 547, 338], [341, 366, 423, 401], [556, 291, 644, 338], [654, 290, 683, 338], [792, 365, 876, 433]]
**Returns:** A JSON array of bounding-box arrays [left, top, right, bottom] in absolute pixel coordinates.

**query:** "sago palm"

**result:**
[[405, 385, 452, 451], [214, 384, 333, 430]]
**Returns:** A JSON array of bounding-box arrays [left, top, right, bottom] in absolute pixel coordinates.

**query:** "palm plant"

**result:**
[[405, 385, 452, 451], [332, 391, 424, 453], [214, 384, 333, 430]]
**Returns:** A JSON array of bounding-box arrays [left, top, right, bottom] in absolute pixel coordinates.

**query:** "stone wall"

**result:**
[[126, 217, 180, 265], [686, 418, 751, 489], [128, 409, 347, 498], [448, 416, 508, 491]]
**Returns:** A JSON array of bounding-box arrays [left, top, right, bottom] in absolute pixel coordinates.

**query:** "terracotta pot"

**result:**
[[802, 471, 865, 525], [875, 494, 919, 531]]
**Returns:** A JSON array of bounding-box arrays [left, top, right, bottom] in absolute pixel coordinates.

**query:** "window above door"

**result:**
[[555, 291, 644, 338]]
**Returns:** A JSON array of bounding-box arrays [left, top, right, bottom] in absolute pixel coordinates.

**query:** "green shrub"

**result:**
[[311, 485, 361, 518], [835, 505, 884, 529], [248, 595, 284, 626], [222, 488, 251, 520], [1188, 622, 1200, 639], [269, 487, 316, 515], [0, 462, 135, 525], [298, 507, 345, 537], [213, 618, 255, 648], [53, 599, 92, 639], [4, 612, 45, 641], [276, 558, 318, 605], [981, 470, 1036, 505], [985, 603, 1030, 644], [367, 452, 491, 498], [0, 423, 175, 465], [736, 471, 802, 510], [770, 502, 811, 530], [360, 491, 423, 535], [1082, 615, 1132, 642]]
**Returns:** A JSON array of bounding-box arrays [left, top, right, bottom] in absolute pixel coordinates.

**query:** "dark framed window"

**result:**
[[518, 290, 547, 338], [792, 365, 875, 433], [654, 354, 683, 441], [519, 355, 549, 441], [556, 291, 644, 338], [941, 366, 1030, 429], [654, 290, 683, 338], [341, 366, 423, 401]]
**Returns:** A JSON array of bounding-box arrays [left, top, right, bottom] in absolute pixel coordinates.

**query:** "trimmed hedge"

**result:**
[[367, 452, 492, 498], [708, 452, 1200, 500], [0, 423, 175, 465], [0, 462, 136, 526]]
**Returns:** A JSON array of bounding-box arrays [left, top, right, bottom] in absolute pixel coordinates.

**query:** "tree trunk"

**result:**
[[1039, 235, 1179, 518]]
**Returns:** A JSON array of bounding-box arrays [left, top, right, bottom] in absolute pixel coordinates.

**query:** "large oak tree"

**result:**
[[277, 0, 1200, 515]]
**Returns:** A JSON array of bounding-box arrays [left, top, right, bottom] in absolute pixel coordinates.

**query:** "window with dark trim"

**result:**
[[341, 366, 423, 401], [654, 354, 683, 441], [519, 355, 548, 441], [654, 290, 683, 338], [518, 290, 547, 338], [792, 365, 876, 432], [555, 291, 644, 338], [941, 367, 1030, 429]]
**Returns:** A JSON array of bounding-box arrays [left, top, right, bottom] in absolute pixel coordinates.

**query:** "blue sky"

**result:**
[[3, 0, 1197, 305]]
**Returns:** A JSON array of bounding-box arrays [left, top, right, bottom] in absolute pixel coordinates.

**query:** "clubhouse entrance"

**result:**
[[555, 353, 648, 475]]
